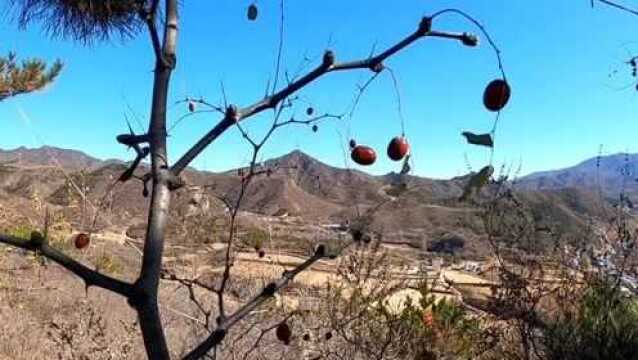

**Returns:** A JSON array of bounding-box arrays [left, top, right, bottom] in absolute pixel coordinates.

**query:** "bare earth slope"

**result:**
[[0, 145, 615, 257]]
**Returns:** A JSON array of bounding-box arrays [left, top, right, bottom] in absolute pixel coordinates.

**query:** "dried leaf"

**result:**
[[461, 131, 493, 148], [459, 165, 494, 202]]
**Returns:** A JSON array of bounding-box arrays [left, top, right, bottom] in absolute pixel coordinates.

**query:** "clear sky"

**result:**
[[2, 0, 638, 179]]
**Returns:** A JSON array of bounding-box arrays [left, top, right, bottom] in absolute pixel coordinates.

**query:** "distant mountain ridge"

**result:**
[[0, 145, 117, 170], [518, 152, 638, 202], [0, 145, 624, 256], [3, 145, 637, 198]]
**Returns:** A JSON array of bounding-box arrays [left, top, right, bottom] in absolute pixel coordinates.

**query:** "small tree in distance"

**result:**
[[0, 1, 507, 359]]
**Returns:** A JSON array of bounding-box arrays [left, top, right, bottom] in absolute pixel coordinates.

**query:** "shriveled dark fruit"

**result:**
[[362, 234, 372, 243], [188, 101, 195, 113], [74, 233, 90, 249], [349, 139, 356, 149], [258, 250, 266, 258], [483, 79, 511, 112], [387, 136, 409, 161], [351, 145, 376, 166], [247, 3, 258, 21], [276, 322, 292, 345], [325, 331, 333, 340], [306, 107, 314, 116], [351, 229, 363, 242], [312, 124, 318, 132]]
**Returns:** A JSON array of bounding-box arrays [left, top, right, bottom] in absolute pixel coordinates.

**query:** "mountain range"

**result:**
[[0, 145, 630, 257], [516, 152, 638, 203]]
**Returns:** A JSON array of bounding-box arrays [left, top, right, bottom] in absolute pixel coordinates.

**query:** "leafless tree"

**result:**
[[0, 1, 505, 359]]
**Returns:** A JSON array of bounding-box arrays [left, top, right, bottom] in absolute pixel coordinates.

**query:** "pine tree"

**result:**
[[0, 52, 62, 101]]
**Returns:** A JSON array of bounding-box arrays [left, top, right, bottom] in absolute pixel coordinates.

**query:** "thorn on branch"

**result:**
[[119, 146, 150, 183], [371, 62, 385, 73], [322, 50, 336, 68], [263, 282, 277, 296], [116, 133, 150, 147], [139, 173, 152, 197], [29, 230, 46, 247], [226, 104, 239, 122], [418, 16, 433, 35]]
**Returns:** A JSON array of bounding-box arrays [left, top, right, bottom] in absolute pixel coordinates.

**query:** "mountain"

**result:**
[[0, 145, 107, 169], [517, 153, 638, 203], [0, 145, 618, 258]]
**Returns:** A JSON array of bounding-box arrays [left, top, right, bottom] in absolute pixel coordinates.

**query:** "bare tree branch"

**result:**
[[170, 18, 473, 175], [594, 0, 638, 16], [0, 233, 134, 298], [183, 244, 342, 360]]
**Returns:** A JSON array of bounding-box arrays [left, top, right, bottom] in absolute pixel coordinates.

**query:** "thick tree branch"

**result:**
[[0, 233, 134, 298], [133, 0, 180, 358], [170, 18, 472, 175]]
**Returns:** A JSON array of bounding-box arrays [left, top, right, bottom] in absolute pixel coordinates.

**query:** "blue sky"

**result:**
[[2, 0, 638, 179]]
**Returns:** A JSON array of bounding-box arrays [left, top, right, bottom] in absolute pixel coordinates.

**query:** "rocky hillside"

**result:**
[[0, 146, 618, 257]]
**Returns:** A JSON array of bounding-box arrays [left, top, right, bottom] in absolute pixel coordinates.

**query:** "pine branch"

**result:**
[[10, 0, 144, 43], [0, 53, 62, 101]]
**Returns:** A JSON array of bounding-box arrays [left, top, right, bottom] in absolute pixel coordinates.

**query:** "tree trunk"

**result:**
[[137, 58, 172, 360], [135, 1, 179, 359]]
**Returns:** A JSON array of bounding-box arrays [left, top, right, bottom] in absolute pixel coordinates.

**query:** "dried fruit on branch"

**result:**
[[387, 136, 409, 161], [74, 233, 90, 249], [483, 79, 510, 112], [351, 145, 376, 166], [247, 3, 258, 21], [276, 321, 292, 345]]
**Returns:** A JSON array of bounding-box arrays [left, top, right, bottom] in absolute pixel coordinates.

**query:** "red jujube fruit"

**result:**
[[483, 79, 510, 112], [387, 136, 409, 161], [75, 233, 90, 249], [351, 145, 376, 166]]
